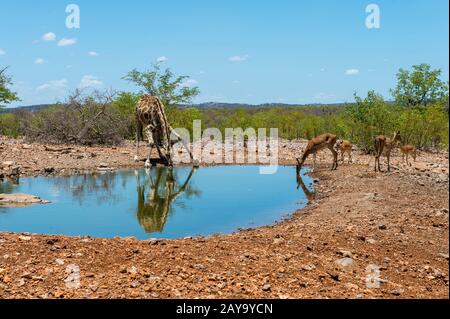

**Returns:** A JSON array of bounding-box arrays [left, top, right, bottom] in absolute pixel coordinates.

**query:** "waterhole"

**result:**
[[0, 166, 313, 239]]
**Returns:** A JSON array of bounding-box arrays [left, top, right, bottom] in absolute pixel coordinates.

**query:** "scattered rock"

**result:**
[[46, 238, 59, 245], [327, 271, 340, 281], [438, 253, 449, 260], [16, 278, 26, 287], [364, 192, 378, 201], [337, 249, 353, 258], [192, 264, 205, 270], [44, 167, 55, 174], [301, 264, 316, 271], [0, 193, 50, 207], [55, 258, 65, 266], [262, 284, 271, 291], [273, 236, 285, 245], [344, 283, 359, 290], [1, 161, 15, 168], [21, 272, 33, 279], [335, 257, 354, 267], [147, 238, 161, 245]]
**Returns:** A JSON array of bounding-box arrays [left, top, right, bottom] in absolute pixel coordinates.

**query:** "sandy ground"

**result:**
[[0, 136, 448, 299]]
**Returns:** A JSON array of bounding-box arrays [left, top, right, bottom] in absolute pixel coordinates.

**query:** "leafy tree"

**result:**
[[112, 91, 140, 115], [123, 63, 200, 109], [0, 67, 20, 107], [391, 64, 448, 107], [0, 113, 21, 137], [345, 91, 395, 152], [111, 92, 140, 138], [169, 107, 202, 134]]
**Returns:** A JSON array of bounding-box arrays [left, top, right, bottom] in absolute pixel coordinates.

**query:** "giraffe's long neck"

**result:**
[[156, 98, 172, 142]]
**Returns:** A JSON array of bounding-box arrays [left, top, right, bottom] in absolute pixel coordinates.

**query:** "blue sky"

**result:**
[[0, 0, 448, 107]]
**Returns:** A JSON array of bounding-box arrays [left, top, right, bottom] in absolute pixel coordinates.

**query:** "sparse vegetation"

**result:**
[[18, 90, 129, 145], [1, 64, 448, 151], [123, 62, 200, 110], [0, 67, 20, 107]]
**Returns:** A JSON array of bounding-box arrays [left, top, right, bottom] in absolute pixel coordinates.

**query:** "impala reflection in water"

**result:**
[[0, 166, 313, 239]]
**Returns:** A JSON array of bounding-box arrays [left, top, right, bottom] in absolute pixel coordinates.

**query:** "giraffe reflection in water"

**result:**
[[135, 167, 199, 233]]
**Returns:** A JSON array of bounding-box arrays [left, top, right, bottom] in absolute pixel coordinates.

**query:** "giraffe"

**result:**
[[134, 95, 198, 167]]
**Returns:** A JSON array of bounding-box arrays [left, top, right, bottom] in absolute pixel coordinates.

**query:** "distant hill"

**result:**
[[180, 102, 349, 109], [1, 104, 55, 113], [3, 101, 350, 113]]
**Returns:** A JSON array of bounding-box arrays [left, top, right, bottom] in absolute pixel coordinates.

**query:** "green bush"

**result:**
[[0, 113, 20, 137]]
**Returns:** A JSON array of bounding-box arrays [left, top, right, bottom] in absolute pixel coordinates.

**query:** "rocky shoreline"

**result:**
[[0, 137, 448, 298]]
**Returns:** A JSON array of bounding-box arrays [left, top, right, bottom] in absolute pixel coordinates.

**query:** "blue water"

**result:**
[[0, 166, 313, 239]]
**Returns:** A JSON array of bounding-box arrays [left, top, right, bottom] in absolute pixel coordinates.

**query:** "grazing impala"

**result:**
[[400, 144, 417, 166], [296, 133, 338, 171], [336, 139, 353, 164], [373, 131, 402, 172]]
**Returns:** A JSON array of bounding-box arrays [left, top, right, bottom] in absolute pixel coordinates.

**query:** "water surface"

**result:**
[[0, 166, 313, 239]]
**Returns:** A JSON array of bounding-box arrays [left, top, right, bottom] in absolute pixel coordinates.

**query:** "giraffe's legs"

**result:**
[[135, 137, 140, 162], [145, 125, 156, 168], [154, 137, 171, 166], [134, 121, 142, 162], [169, 127, 199, 167]]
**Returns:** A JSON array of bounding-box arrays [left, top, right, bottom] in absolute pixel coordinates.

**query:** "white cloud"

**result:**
[[34, 58, 47, 65], [156, 56, 168, 63], [79, 75, 103, 88], [42, 32, 56, 41], [0, 49, 5, 56], [181, 79, 199, 88], [57, 38, 77, 47], [88, 51, 99, 57], [345, 69, 360, 76], [37, 79, 68, 91], [228, 55, 249, 62]]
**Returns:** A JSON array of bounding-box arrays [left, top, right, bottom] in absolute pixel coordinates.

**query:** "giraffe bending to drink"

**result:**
[[135, 95, 198, 167]]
